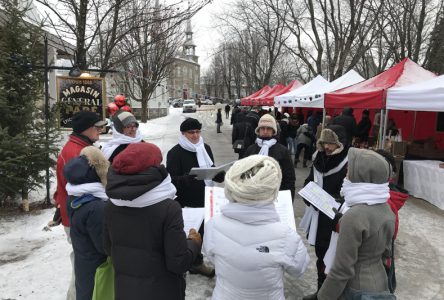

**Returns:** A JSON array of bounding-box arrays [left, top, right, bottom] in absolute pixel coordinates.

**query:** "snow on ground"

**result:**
[[1, 106, 444, 299]]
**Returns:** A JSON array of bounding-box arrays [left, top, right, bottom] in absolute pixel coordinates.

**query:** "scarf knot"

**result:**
[[256, 138, 277, 156]]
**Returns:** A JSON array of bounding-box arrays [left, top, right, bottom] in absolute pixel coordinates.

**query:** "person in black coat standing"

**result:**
[[355, 109, 372, 145], [216, 108, 223, 133], [104, 143, 202, 300], [167, 118, 223, 277], [243, 114, 296, 200], [224, 103, 231, 119], [232, 112, 255, 159], [301, 125, 348, 300], [332, 107, 356, 147], [63, 146, 110, 300]]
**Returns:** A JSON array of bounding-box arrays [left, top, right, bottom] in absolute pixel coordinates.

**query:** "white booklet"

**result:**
[[189, 161, 235, 180], [298, 181, 339, 219], [182, 207, 205, 234], [204, 186, 296, 231]]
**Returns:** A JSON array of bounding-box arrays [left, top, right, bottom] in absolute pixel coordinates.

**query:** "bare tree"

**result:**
[[116, 1, 181, 122]]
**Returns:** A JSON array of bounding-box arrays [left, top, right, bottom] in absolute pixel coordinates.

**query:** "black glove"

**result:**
[[302, 198, 318, 211], [331, 207, 343, 232], [212, 171, 225, 183]]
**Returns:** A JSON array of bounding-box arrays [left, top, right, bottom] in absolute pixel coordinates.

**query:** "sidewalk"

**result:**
[[195, 110, 444, 300]]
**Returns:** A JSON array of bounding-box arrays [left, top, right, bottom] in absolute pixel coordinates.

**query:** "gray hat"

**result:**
[[316, 128, 343, 152], [113, 110, 138, 133], [348, 148, 390, 184]]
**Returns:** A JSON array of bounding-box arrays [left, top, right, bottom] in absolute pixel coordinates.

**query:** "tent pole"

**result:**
[[378, 109, 384, 149], [412, 111, 417, 140], [381, 109, 389, 150], [322, 108, 326, 130]]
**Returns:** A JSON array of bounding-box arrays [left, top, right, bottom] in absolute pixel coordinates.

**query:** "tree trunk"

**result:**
[[21, 188, 29, 212]]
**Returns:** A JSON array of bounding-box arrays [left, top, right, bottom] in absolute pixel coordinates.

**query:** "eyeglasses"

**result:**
[[94, 126, 104, 131], [124, 123, 139, 129], [186, 130, 201, 134]]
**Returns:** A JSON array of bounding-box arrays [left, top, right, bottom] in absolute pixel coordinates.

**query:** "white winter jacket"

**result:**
[[203, 202, 310, 300]]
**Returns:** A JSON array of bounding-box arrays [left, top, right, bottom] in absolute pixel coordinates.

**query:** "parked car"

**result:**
[[201, 99, 213, 105], [182, 99, 197, 113], [172, 99, 183, 107]]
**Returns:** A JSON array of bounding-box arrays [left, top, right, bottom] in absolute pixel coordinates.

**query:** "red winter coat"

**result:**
[[54, 134, 92, 226], [387, 188, 409, 240]]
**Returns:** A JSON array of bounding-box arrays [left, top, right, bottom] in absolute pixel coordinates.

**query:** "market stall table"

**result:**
[[403, 160, 444, 210]]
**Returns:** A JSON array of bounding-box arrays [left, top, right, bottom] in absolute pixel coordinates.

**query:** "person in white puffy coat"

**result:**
[[203, 155, 310, 300]]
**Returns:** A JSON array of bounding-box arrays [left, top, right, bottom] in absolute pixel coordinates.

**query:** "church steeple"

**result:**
[[182, 18, 198, 63]]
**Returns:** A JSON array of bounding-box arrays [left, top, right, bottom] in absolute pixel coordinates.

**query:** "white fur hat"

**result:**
[[224, 155, 282, 204]]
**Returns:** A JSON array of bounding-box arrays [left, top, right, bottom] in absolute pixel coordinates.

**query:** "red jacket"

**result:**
[[54, 134, 92, 226]]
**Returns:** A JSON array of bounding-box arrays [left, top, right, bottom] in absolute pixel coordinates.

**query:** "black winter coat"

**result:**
[[332, 110, 356, 146], [278, 121, 289, 146], [104, 166, 201, 300], [243, 142, 296, 200], [166, 144, 215, 208], [304, 148, 348, 248], [68, 195, 107, 300]]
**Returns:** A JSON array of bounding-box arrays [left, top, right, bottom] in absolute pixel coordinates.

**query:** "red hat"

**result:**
[[112, 143, 162, 174]]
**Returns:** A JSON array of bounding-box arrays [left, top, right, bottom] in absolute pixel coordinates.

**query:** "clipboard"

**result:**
[[189, 161, 235, 180]]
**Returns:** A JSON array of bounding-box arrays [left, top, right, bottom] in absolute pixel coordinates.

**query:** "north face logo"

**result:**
[[256, 246, 269, 253]]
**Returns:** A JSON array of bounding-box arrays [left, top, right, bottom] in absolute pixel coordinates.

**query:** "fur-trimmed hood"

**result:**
[[80, 146, 110, 186]]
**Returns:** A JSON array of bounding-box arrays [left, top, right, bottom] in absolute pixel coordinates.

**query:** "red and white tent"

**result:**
[[257, 80, 303, 106], [325, 58, 436, 109], [240, 85, 271, 106]]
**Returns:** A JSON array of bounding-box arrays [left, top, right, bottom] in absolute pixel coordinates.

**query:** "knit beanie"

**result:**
[[71, 110, 107, 134], [255, 114, 277, 135], [224, 155, 282, 204], [64, 146, 109, 186], [112, 110, 138, 133], [180, 118, 202, 132], [112, 142, 162, 174], [348, 148, 390, 184], [316, 128, 343, 152]]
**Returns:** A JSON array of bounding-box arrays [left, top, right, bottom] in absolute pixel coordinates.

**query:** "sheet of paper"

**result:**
[[204, 187, 296, 231], [189, 161, 235, 180], [182, 207, 205, 235], [298, 181, 339, 219]]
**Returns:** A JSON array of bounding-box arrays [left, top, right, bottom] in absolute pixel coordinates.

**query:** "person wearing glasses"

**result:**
[[54, 110, 106, 300], [102, 110, 143, 162], [166, 118, 224, 278]]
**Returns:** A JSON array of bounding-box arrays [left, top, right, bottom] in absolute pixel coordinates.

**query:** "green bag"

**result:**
[[92, 256, 115, 300]]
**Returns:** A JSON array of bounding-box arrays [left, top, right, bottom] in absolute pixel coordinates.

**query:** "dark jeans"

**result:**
[[217, 122, 221, 133], [295, 143, 311, 161]]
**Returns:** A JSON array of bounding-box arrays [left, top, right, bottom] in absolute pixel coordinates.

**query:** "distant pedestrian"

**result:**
[[204, 155, 310, 300], [64, 146, 109, 300], [224, 104, 231, 119], [332, 107, 357, 147], [355, 109, 372, 145], [216, 108, 223, 133], [232, 112, 255, 159]]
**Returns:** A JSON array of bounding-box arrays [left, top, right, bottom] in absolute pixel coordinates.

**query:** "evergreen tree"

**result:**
[[427, 14, 444, 74], [0, 0, 59, 208]]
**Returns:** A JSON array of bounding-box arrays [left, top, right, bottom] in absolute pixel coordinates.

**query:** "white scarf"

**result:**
[[340, 178, 390, 206], [110, 175, 177, 208], [102, 127, 143, 159], [255, 138, 277, 156], [179, 135, 214, 186], [66, 182, 108, 200], [324, 179, 389, 273]]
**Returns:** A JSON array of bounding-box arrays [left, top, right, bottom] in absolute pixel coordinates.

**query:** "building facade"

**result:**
[[167, 19, 201, 100]]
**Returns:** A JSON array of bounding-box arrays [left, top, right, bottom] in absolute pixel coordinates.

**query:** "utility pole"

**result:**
[[44, 35, 51, 205]]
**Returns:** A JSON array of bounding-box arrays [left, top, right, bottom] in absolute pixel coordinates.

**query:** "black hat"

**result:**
[[112, 110, 138, 133], [180, 118, 202, 132], [71, 111, 107, 134]]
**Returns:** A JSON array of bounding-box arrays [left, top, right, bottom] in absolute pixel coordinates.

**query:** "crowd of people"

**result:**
[[53, 103, 405, 300]]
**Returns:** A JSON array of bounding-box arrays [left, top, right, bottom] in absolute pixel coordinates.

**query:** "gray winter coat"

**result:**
[[318, 203, 395, 300]]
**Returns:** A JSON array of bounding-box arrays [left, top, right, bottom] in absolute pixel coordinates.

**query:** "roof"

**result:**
[[324, 58, 436, 109]]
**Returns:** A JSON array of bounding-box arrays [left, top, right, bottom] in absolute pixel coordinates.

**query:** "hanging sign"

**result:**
[[57, 76, 107, 128]]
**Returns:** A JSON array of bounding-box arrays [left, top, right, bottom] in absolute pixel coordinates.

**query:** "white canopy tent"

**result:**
[[386, 75, 444, 111], [274, 70, 365, 108]]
